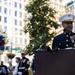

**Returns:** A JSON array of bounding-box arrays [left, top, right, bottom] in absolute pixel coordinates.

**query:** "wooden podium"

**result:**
[[35, 50, 75, 75]]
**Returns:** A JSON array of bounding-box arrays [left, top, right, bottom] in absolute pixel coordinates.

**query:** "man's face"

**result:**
[[62, 21, 73, 32], [21, 54, 25, 58], [16, 59, 19, 63], [8, 61, 12, 65]]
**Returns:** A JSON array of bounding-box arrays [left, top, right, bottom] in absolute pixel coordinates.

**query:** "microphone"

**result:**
[[36, 39, 52, 51], [46, 46, 52, 51]]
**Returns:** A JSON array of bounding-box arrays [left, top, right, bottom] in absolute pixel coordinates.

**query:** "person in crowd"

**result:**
[[0, 61, 8, 75], [13, 57, 20, 75], [52, 14, 75, 50], [7, 60, 13, 75], [17, 51, 30, 75], [31, 55, 35, 75]]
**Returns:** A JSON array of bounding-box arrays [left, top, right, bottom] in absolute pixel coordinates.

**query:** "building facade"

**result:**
[[50, 0, 65, 23], [65, 0, 75, 14], [0, 0, 30, 50], [48, 0, 65, 35]]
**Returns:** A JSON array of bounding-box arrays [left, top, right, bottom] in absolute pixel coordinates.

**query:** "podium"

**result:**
[[35, 50, 75, 75]]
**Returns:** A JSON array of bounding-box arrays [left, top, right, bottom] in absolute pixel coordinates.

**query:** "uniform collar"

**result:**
[[63, 29, 73, 35]]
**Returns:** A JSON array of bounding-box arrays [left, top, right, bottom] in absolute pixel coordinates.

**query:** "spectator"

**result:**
[[8, 60, 13, 75], [17, 51, 30, 75], [31, 55, 35, 75], [13, 57, 20, 75], [0, 61, 8, 75]]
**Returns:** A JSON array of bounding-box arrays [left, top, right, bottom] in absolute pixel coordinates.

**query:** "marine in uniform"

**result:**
[[52, 14, 75, 50], [0, 61, 8, 75], [17, 52, 30, 75], [31, 55, 35, 75]]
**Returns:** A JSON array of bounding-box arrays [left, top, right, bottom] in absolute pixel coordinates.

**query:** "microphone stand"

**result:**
[[36, 38, 51, 51], [36, 29, 63, 51]]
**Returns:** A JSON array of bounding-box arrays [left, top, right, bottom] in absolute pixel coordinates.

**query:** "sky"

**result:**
[[63, 0, 72, 4]]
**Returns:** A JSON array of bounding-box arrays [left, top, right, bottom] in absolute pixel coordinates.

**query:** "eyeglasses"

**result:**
[[63, 21, 73, 24]]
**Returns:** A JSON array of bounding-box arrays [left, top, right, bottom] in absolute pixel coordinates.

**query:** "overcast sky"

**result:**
[[63, 0, 72, 4]]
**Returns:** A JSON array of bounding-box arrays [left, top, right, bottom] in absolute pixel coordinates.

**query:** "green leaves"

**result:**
[[23, 0, 59, 53]]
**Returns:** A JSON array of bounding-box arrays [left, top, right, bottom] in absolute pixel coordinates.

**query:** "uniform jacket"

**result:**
[[52, 31, 75, 50], [0, 65, 8, 75], [18, 57, 30, 75]]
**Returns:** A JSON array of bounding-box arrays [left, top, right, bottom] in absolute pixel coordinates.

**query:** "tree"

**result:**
[[23, 0, 59, 53]]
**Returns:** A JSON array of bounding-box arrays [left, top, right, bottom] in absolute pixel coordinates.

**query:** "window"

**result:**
[[15, 28, 18, 32], [0, 6, 2, 12], [4, 8, 7, 14], [14, 11, 17, 16], [25, 39, 27, 44], [20, 38, 22, 44], [14, 2, 17, 8], [25, 15, 27, 18], [15, 37, 18, 43], [4, 17, 7, 23], [9, 2, 11, 6], [9, 9, 11, 15], [19, 4, 22, 9], [15, 28, 18, 34], [4, 0, 7, 5], [20, 21, 22, 26], [0, 16, 1, 21], [14, 19, 17, 25], [4, 26, 7, 31], [20, 30, 22, 35], [20, 12, 22, 17]]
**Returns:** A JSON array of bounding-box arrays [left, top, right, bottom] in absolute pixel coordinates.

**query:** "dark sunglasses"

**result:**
[[63, 21, 73, 24]]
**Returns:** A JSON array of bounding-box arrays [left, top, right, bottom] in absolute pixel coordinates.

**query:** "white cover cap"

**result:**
[[59, 14, 75, 22]]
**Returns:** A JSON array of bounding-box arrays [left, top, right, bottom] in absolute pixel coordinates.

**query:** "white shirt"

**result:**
[[13, 63, 19, 75]]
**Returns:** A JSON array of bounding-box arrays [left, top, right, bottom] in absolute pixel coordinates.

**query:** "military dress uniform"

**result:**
[[17, 57, 30, 75], [31, 57, 35, 75], [0, 65, 8, 75], [52, 13, 75, 50], [0, 66, 4, 75], [52, 30, 75, 50]]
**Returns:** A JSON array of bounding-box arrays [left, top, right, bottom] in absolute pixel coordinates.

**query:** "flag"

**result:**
[[0, 35, 5, 50]]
